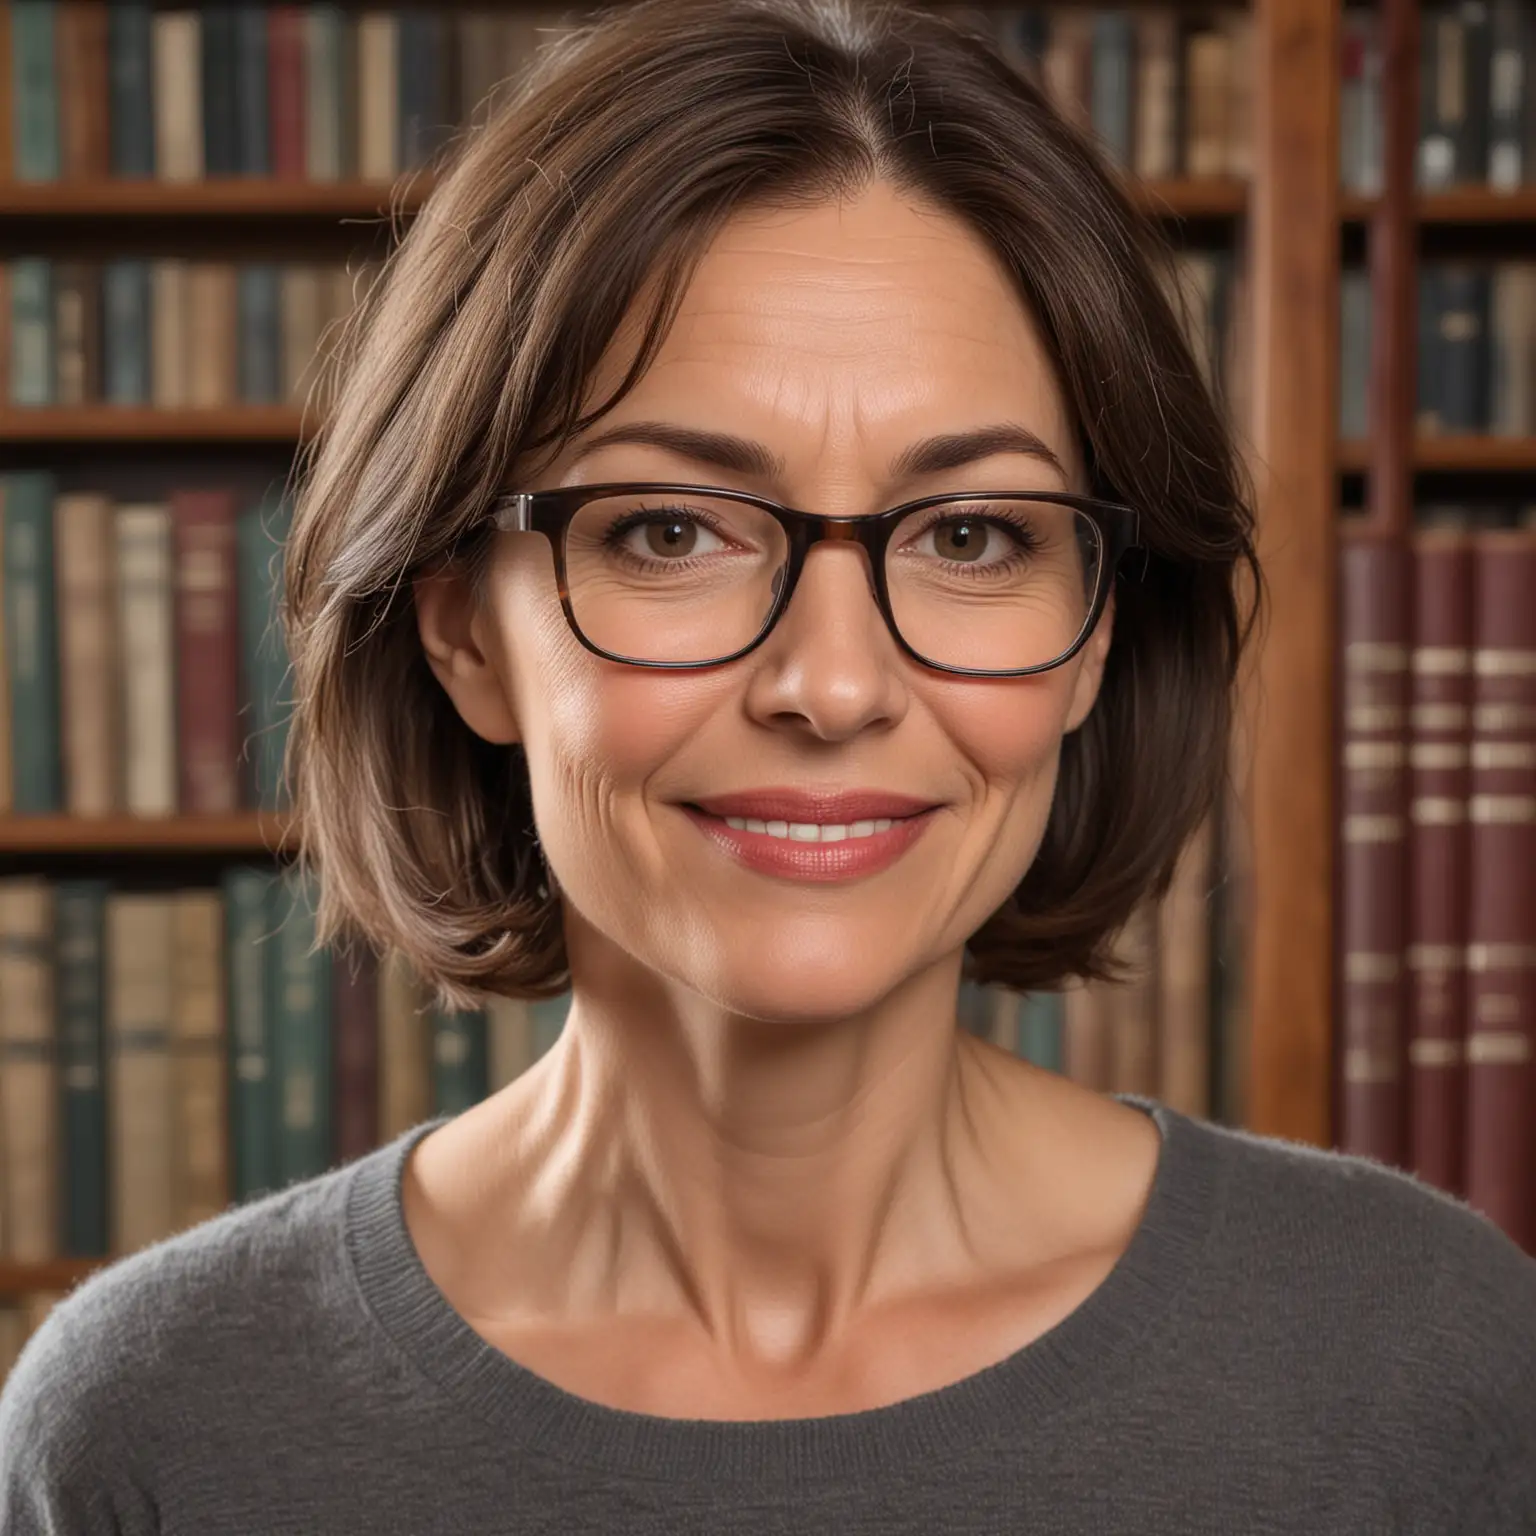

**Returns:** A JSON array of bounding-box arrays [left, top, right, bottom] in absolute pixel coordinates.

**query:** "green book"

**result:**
[[2, 472, 62, 813], [432, 1007, 489, 1116], [12, 1, 61, 182], [56, 879, 110, 1257], [530, 994, 570, 1059], [1016, 991, 1065, 1074], [107, 1, 155, 177], [9, 259, 54, 405], [304, 5, 346, 180], [237, 266, 281, 404], [224, 865, 279, 1202], [236, 491, 294, 811], [103, 260, 151, 404], [270, 869, 332, 1186]]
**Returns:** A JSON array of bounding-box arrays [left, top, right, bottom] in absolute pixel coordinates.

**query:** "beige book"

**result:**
[[303, 6, 343, 180], [487, 995, 535, 1090], [280, 265, 327, 405], [150, 260, 189, 409], [1492, 263, 1536, 437], [1106, 904, 1160, 1097], [115, 504, 177, 818], [108, 893, 177, 1254], [378, 951, 432, 1138], [1132, 9, 1179, 180], [0, 483, 11, 816], [54, 492, 120, 817], [1158, 815, 1215, 1117], [459, 11, 507, 127], [357, 13, 399, 182], [1043, 7, 1093, 130], [171, 890, 230, 1231], [152, 11, 203, 182], [1221, 10, 1254, 180], [186, 263, 237, 409], [1061, 977, 1109, 1091], [0, 879, 57, 1261], [0, 1304, 28, 1387], [1183, 27, 1231, 179]]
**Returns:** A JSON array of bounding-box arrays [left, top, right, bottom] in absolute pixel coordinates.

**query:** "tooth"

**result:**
[[745, 818, 768, 834], [766, 821, 789, 838], [873, 819, 893, 833], [850, 820, 875, 838], [821, 825, 848, 842], [788, 823, 820, 841], [725, 816, 748, 830]]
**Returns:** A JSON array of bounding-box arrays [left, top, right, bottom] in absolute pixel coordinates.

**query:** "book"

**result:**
[[236, 490, 293, 810], [102, 259, 152, 405], [1016, 991, 1065, 1074], [54, 490, 119, 816], [333, 947, 381, 1162], [171, 890, 230, 1231], [1463, 526, 1536, 1252], [116, 502, 177, 817], [357, 11, 399, 181], [1489, 0, 1529, 189], [200, 2, 237, 176], [268, 4, 306, 180], [106, 0, 155, 177], [223, 865, 278, 1202], [12, 0, 62, 182], [150, 259, 189, 408], [1105, 905, 1159, 1097], [1157, 814, 1214, 1117], [58, 0, 110, 180], [1132, 8, 1178, 181], [487, 995, 535, 1090], [378, 949, 431, 1139], [3, 471, 63, 814], [237, 265, 282, 404], [107, 892, 176, 1253], [432, 1005, 489, 1116], [187, 262, 237, 407], [152, 8, 203, 182], [55, 878, 110, 1257], [9, 257, 54, 405], [1336, 525, 1412, 1168], [53, 259, 101, 406], [272, 870, 332, 1185], [303, 4, 346, 179], [0, 878, 57, 1260], [0, 484, 9, 817]]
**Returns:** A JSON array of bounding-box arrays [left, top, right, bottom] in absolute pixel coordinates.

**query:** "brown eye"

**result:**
[[644, 519, 698, 557], [933, 519, 988, 561]]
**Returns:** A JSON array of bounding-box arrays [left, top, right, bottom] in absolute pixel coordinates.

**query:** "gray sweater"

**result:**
[[3, 1094, 1535, 1535]]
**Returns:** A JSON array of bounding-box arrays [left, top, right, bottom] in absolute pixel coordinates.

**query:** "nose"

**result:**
[[741, 540, 909, 742]]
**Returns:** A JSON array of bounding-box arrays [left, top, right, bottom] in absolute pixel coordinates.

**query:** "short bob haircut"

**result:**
[[284, 0, 1260, 1007]]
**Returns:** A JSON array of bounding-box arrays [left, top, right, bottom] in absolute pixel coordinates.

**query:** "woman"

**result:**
[[3, 0, 1533, 1530]]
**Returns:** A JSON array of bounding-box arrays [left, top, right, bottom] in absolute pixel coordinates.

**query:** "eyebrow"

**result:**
[[570, 420, 1069, 485]]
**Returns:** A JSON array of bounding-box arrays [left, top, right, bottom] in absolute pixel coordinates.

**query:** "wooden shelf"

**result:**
[[1129, 176, 1247, 219], [0, 177, 428, 220], [1343, 187, 1536, 223], [0, 406, 308, 443], [0, 813, 291, 855], [1339, 435, 1536, 472], [0, 1257, 107, 1296]]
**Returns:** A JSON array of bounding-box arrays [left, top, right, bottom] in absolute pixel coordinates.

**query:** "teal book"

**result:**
[[55, 879, 110, 1257], [224, 865, 279, 1202], [235, 491, 294, 810], [237, 266, 281, 404], [234, 4, 271, 175], [529, 994, 570, 1059], [432, 1007, 489, 1116], [304, 5, 346, 180], [12, 1, 61, 182], [107, 1, 155, 176], [1089, 12, 1134, 168], [1016, 992, 1065, 1074], [2, 472, 62, 812], [270, 869, 333, 1185], [102, 260, 151, 404], [9, 258, 54, 405]]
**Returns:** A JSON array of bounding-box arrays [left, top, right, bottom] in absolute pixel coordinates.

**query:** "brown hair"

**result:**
[[285, 0, 1260, 1006]]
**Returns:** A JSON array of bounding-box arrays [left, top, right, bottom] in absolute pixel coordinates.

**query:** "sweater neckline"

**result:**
[[345, 1092, 1221, 1487]]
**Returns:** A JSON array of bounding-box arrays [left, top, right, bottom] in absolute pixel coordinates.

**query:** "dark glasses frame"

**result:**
[[486, 482, 1142, 677]]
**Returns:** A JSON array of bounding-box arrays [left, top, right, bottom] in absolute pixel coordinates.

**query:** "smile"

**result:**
[[680, 804, 938, 882], [718, 817, 896, 841]]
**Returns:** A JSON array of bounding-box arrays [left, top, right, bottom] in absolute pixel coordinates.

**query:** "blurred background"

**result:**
[[0, 0, 1532, 1379]]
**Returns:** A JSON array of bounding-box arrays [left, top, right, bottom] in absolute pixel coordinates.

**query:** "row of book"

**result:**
[[3, 258, 365, 411], [1336, 510, 1536, 1256], [2, 1, 1261, 188], [1338, 261, 1536, 441], [0, 475, 292, 818]]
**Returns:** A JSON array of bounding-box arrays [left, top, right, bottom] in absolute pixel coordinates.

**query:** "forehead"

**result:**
[[567, 182, 1081, 488]]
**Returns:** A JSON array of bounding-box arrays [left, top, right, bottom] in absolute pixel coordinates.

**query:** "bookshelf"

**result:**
[[0, 813, 288, 854]]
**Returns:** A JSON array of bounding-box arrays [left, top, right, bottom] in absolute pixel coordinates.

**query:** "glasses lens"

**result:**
[[564, 491, 789, 664], [885, 500, 1102, 672]]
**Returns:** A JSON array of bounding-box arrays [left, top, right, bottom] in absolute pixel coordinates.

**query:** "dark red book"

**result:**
[[268, 5, 307, 181], [1407, 524, 1473, 1197], [171, 490, 241, 814], [1337, 525, 1412, 1168], [332, 949, 380, 1163], [1464, 527, 1536, 1253]]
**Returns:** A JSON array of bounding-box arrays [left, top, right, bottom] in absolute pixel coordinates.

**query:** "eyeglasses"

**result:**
[[486, 482, 1141, 677]]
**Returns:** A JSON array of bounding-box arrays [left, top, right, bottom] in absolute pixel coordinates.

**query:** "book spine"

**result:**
[[107, 0, 154, 177], [102, 259, 151, 405], [268, 5, 306, 180], [1454, 0, 1492, 183], [0, 483, 10, 816], [1088, 11, 1133, 169], [432, 1007, 488, 1116], [1061, 979, 1109, 1089], [1337, 528, 1412, 1167], [1407, 527, 1475, 1198], [377, 950, 430, 1139], [115, 502, 177, 818], [106, 892, 176, 1254], [332, 948, 380, 1163], [13, 0, 61, 182], [1183, 24, 1230, 178], [486, 996, 535, 1090], [171, 489, 240, 814], [272, 871, 332, 1185], [1436, 263, 1492, 431], [52, 258, 100, 407], [1015, 991, 1064, 1074], [1419, 5, 1455, 188], [222, 865, 276, 1202], [1156, 814, 1214, 1117], [3, 472, 62, 814], [303, 5, 343, 180], [1339, 265, 1371, 440], [9, 257, 55, 406], [356, 12, 398, 181], [186, 262, 237, 408], [1106, 905, 1160, 1096], [150, 259, 188, 409], [1418, 264, 1443, 435], [235, 492, 293, 810], [1490, 262, 1536, 437], [54, 878, 109, 1258], [199, 2, 237, 177], [0, 878, 58, 1261], [170, 890, 229, 1230], [237, 264, 281, 404], [53, 492, 118, 817], [234, 3, 269, 176], [1132, 9, 1177, 181], [1489, 0, 1527, 189], [153, 9, 203, 182], [530, 994, 570, 1060], [58, 0, 110, 181], [1464, 528, 1536, 1252]]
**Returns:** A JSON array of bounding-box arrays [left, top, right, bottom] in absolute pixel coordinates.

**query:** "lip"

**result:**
[[686, 788, 941, 823], [679, 801, 941, 883]]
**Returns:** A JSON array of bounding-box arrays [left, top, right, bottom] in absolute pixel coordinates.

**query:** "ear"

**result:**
[[1062, 588, 1115, 735], [414, 569, 521, 745]]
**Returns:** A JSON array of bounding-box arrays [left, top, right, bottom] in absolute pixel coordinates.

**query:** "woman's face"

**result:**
[[422, 180, 1112, 1023]]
